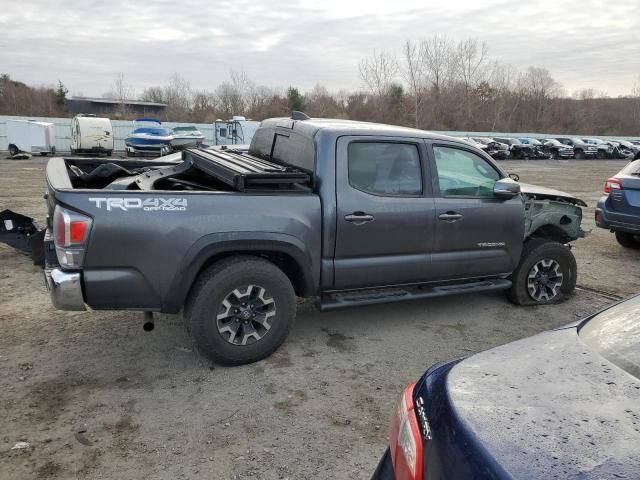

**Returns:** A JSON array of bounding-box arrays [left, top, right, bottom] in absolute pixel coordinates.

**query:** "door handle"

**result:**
[[438, 212, 463, 222], [344, 212, 374, 224]]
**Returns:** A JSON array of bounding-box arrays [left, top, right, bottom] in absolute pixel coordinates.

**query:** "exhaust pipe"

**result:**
[[143, 311, 154, 332]]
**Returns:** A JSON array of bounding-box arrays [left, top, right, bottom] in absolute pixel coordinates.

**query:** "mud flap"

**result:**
[[0, 209, 45, 266]]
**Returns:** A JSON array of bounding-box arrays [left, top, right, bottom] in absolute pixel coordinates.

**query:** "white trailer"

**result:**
[[6, 119, 55, 156], [71, 115, 114, 155], [214, 116, 260, 146]]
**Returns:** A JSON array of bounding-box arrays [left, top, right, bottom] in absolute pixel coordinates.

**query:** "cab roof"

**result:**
[[260, 117, 466, 144]]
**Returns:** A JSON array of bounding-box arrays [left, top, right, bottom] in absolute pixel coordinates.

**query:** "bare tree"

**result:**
[[454, 39, 488, 92], [401, 40, 426, 127], [107, 72, 134, 117], [164, 72, 192, 121], [359, 50, 399, 98]]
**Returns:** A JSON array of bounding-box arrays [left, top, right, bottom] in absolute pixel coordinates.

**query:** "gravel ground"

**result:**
[[0, 156, 638, 479]]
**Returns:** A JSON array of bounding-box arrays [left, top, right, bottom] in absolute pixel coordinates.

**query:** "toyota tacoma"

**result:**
[[43, 115, 587, 365]]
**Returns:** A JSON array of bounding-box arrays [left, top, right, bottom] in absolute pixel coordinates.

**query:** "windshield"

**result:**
[[620, 159, 640, 175], [173, 126, 199, 133], [579, 295, 640, 380], [544, 139, 560, 146]]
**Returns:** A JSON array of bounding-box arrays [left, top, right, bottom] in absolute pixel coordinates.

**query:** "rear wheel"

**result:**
[[185, 256, 296, 365], [507, 238, 577, 305], [8, 144, 19, 156], [615, 231, 640, 249]]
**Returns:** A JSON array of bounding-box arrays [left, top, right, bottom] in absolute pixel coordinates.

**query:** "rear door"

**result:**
[[333, 136, 436, 290], [427, 142, 524, 280]]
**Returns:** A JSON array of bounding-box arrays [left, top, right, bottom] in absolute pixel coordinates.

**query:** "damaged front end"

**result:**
[[519, 184, 587, 242], [0, 209, 45, 265]]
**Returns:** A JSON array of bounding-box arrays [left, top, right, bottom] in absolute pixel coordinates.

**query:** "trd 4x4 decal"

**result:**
[[88, 197, 187, 212]]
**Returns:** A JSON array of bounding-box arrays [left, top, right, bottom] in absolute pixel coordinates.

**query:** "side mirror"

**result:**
[[494, 178, 521, 199]]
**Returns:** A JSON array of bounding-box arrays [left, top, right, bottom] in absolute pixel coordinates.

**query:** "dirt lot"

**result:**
[[1, 157, 638, 479]]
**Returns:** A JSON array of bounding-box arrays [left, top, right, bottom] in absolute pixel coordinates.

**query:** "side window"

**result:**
[[348, 142, 422, 196], [433, 146, 500, 197]]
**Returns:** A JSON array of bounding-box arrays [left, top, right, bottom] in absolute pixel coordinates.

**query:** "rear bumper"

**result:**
[[44, 268, 86, 311], [595, 206, 640, 234]]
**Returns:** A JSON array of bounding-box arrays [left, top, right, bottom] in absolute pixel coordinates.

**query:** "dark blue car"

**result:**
[[596, 159, 640, 249], [372, 296, 640, 479]]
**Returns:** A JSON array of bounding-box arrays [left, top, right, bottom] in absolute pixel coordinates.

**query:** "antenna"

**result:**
[[291, 111, 310, 121]]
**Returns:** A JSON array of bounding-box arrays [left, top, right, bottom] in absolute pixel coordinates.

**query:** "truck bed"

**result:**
[[47, 147, 312, 193]]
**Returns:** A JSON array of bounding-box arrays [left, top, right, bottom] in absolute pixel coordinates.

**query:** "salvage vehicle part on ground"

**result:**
[[41, 115, 587, 365], [372, 295, 640, 480], [0, 209, 45, 265], [595, 159, 640, 249]]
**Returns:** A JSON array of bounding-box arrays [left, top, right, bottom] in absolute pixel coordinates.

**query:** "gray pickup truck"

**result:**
[[44, 116, 586, 365]]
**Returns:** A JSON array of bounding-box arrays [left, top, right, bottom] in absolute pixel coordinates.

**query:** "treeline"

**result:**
[[0, 74, 67, 117], [2, 37, 640, 135]]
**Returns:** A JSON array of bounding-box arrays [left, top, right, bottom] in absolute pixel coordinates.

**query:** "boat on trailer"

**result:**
[[125, 118, 174, 157]]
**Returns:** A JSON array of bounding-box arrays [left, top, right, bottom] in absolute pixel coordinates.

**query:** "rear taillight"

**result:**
[[390, 382, 424, 480], [53, 205, 92, 268], [603, 178, 622, 194]]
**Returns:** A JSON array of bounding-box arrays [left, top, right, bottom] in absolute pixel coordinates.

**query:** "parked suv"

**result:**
[[596, 159, 640, 248], [556, 137, 598, 159]]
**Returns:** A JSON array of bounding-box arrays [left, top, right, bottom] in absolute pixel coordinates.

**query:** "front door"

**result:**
[[428, 143, 525, 280], [333, 136, 436, 290]]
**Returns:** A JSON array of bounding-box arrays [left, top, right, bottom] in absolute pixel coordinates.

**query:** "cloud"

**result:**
[[0, 0, 638, 97]]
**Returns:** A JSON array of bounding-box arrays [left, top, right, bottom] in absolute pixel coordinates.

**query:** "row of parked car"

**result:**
[[462, 135, 640, 161]]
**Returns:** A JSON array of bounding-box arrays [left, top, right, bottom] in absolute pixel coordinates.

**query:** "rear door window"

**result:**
[[348, 142, 422, 196]]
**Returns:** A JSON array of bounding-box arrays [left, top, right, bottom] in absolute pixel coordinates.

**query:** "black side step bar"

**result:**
[[319, 279, 512, 311]]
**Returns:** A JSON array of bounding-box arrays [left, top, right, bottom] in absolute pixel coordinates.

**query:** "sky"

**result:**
[[1, 0, 639, 98]]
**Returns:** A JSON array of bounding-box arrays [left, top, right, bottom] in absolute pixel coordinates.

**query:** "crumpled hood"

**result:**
[[519, 182, 587, 206]]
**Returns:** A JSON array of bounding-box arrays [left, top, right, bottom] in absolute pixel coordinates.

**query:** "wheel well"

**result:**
[[529, 224, 572, 244], [195, 251, 310, 297]]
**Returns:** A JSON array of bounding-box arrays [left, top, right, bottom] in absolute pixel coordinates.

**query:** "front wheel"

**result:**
[[185, 256, 296, 365], [507, 238, 577, 306], [574, 150, 585, 160], [615, 231, 640, 249], [8, 144, 19, 156]]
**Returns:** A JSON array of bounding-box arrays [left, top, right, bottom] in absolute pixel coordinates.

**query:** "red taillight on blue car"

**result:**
[[53, 205, 92, 268], [603, 178, 622, 194], [390, 382, 424, 480]]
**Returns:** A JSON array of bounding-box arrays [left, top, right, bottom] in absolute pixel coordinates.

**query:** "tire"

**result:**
[[615, 231, 640, 249], [596, 150, 606, 160], [574, 150, 585, 160], [40, 152, 48, 156], [506, 238, 577, 306], [106, 150, 113, 157], [185, 256, 296, 365], [8, 144, 19, 156]]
